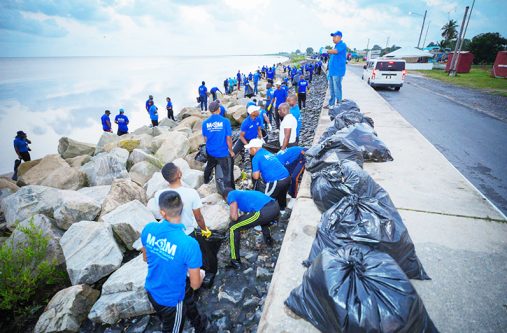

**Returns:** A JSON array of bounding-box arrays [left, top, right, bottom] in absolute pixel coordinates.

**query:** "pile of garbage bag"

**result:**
[[320, 110, 375, 142], [305, 137, 364, 172], [328, 99, 360, 120], [286, 246, 438, 333]]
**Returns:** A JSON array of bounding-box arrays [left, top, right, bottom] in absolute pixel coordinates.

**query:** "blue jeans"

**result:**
[[200, 95, 207, 111], [254, 81, 258, 95], [328, 75, 343, 106]]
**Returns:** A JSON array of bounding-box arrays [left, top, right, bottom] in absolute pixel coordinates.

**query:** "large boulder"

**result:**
[[60, 221, 123, 285], [144, 172, 166, 199], [53, 190, 102, 230], [80, 148, 129, 186], [18, 154, 68, 185], [185, 152, 205, 171], [0, 178, 19, 200], [173, 116, 203, 133], [88, 255, 153, 324], [66, 155, 92, 168], [150, 131, 188, 153], [95, 132, 122, 154], [128, 149, 163, 169], [172, 158, 190, 172], [8, 214, 65, 265], [99, 200, 155, 250], [39, 166, 88, 191], [183, 169, 204, 189], [58, 137, 95, 159], [188, 132, 205, 153], [178, 107, 203, 120], [129, 161, 160, 186], [77, 185, 111, 207], [17, 159, 41, 177], [101, 179, 147, 217], [231, 105, 247, 124], [202, 193, 224, 205], [201, 203, 230, 231], [34, 284, 100, 333], [155, 133, 190, 164], [117, 138, 140, 153], [159, 118, 178, 128], [197, 183, 217, 198]]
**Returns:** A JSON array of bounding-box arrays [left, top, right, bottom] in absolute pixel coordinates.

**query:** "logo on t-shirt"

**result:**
[[206, 121, 224, 131], [146, 233, 178, 260]]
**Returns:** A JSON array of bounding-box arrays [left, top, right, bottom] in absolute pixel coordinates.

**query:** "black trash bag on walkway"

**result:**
[[306, 194, 430, 280], [310, 160, 385, 212], [305, 137, 364, 172], [319, 111, 374, 143], [328, 99, 360, 120], [333, 123, 393, 162], [286, 246, 438, 333]]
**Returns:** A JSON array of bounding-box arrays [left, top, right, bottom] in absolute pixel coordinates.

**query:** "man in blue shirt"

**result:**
[[223, 78, 229, 95], [12, 130, 31, 181], [326, 30, 347, 108], [145, 95, 153, 111], [233, 105, 262, 159], [307, 62, 314, 82], [287, 95, 302, 140], [198, 81, 208, 112], [266, 66, 275, 84], [166, 97, 175, 121], [141, 191, 207, 333], [246, 139, 291, 212], [114, 108, 129, 136], [253, 70, 260, 95], [297, 76, 309, 109], [276, 146, 307, 198], [217, 100, 227, 117], [147, 101, 159, 127], [271, 81, 288, 129], [236, 71, 242, 91], [248, 72, 253, 81], [224, 188, 280, 269], [209, 87, 222, 101], [101, 110, 112, 132], [201, 100, 235, 195]]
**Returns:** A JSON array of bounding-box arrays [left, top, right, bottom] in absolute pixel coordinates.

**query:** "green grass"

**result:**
[[414, 67, 507, 97], [289, 54, 306, 64]]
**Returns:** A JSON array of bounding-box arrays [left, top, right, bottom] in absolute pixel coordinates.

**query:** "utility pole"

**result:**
[[423, 21, 431, 48], [449, 6, 469, 77], [417, 10, 427, 48], [366, 38, 370, 51]]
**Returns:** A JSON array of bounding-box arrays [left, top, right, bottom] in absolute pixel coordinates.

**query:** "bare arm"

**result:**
[[252, 171, 260, 180], [192, 208, 207, 231], [281, 128, 291, 150], [226, 136, 235, 157], [189, 268, 203, 290], [229, 201, 239, 221], [327, 49, 338, 54], [257, 126, 262, 139], [239, 132, 248, 145]]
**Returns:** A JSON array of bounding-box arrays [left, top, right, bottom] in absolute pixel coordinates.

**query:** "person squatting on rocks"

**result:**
[[141, 191, 208, 333], [101, 110, 112, 132], [210, 86, 222, 101], [278, 102, 298, 150], [276, 146, 307, 199], [148, 163, 218, 288], [166, 97, 175, 121], [198, 81, 208, 112], [223, 188, 280, 270], [114, 108, 129, 136], [246, 138, 291, 212], [201, 100, 235, 194], [12, 130, 31, 181], [326, 30, 347, 109], [232, 105, 263, 163]]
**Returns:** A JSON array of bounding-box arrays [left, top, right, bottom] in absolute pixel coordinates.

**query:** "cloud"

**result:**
[[2, 0, 109, 22], [0, 8, 68, 37]]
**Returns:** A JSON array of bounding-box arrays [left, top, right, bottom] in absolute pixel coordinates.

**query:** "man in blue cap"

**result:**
[[114, 108, 129, 136], [326, 30, 347, 108]]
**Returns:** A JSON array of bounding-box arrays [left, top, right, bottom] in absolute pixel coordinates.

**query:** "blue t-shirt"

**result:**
[[258, 108, 266, 127], [273, 88, 287, 108], [252, 148, 289, 183], [219, 105, 226, 117], [198, 85, 207, 96], [166, 101, 173, 110], [149, 105, 158, 121], [13, 137, 29, 153], [145, 99, 152, 111], [240, 116, 261, 141], [141, 220, 202, 307], [253, 72, 260, 83], [290, 105, 302, 136], [115, 114, 129, 132], [202, 114, 232, 158], [329, 41, 347, 77], [298, 79, 308, 93], [237, 72, 242, 81], [267, 68, 275, 79], [227, 190, 274, 213], [248, 73, 253, 81], [276, 146, 305, 167], [210, 87, 220, 94], [101, 114, 111, 131]]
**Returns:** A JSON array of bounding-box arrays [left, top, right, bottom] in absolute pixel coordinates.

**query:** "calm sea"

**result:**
[[0, 55, 287, 174]]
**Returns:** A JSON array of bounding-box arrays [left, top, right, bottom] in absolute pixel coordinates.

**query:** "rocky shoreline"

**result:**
[[0, 61, 327, 333]]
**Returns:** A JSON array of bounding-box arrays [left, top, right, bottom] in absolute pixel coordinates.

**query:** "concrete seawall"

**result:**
[[258, 71, 507, 332]]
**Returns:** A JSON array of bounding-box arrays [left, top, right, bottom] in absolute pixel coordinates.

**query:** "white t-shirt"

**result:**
[[147, 185, 203, 235], [279, 113, 298, 146]]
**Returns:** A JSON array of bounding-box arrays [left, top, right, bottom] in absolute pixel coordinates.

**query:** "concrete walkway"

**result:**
[[258, 71, 507, 333]]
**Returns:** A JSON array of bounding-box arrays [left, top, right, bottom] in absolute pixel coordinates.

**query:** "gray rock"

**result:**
[[58, 137, 95, 159], [60, 221, 123, 285], [128, 149, 162, 169], [100, 200, 155, 250], [77, 185, 111, 206], [218, 287, 245, 304], [34, 284, 100, 333], [172, 158, 190, 172], [182, 169, 204, 189], [256, 267, 272, 280], [95, 132, 122, 154], [53, 190, 102, 230], [129, 161, 160, 186], [184, 152, 205, 171], [39, 166, 88, 191], [201, 203, 230, 231], [201, 193, 224, 205], [81, 149, 129, 186], [88, 255, 154, 324], [100, 179, 147, 217], [159, 118, 178, 128], [144, 172, 166, 199], [197, 183, 217, 198], [66, 154, 92, 168], [153, 132, 189, 163]]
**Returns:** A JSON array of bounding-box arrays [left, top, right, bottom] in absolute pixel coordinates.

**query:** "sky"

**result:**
[[0, 0, 506, 57]]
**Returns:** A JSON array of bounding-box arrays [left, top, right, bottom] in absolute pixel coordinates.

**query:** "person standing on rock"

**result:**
[[266, 66, 275, 84], [325, 30, 347, 109], [210, 86, 222, 101], [12, 130, 31, 181], [223, 187, 279, 270], [145, 95, 153, 111], [287, 95, 302, 141], [141, 190, 208, 333], [265, 83, 275, 126], [148, 100, 159, 127], [148, 162, 218, 289], [202, 100, 235, 195], [198, 81, 208, 112], [223, 78, 229, 95], [101, 110, 112, 132], [166, 97, 175, 121], [233, 105, 263, 162], [297, 75, 309, 109], [278, 102, 298, 150], [272, 81, 288, 129], [246, 138, 291, 213], [253, 70, 260, 95], [236, 70, 242, 91], [114, 108, 129, 136]]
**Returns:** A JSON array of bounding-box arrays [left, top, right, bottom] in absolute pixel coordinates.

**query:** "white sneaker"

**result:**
[[287, 198, 296, 209], [254, 225, 262, 231], [280, 210, 286, 215]]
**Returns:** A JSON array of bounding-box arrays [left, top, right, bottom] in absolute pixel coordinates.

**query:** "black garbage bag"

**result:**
[[305, 137, 364, 173], [286, 246, 438, 333], [306, 194, 430, 280], [328, 99, 360, 120], [333, 123, 393, 162], [334, 110, 374, 131], [310, 160, 385, 212], [195, 144, 208, 163]]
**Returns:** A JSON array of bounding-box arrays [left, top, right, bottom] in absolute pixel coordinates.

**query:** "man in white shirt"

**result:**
[[148, 162, 218, 288], [278, 102, 298, 150]]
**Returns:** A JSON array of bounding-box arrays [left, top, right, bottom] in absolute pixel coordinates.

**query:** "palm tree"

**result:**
[[441, 19, 458, 43]]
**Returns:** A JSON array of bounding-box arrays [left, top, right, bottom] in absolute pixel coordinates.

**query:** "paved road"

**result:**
[[348, 64, 507, 216]]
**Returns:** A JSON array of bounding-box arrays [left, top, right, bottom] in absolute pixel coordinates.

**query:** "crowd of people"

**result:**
[[11, 30, 348, 333]]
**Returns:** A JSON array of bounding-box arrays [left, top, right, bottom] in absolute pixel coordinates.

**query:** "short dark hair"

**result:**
[[158, 190, 183, 218], [202, 81, 205, 85], [161, 163, 179, 183], [223, 187, 234, 201]]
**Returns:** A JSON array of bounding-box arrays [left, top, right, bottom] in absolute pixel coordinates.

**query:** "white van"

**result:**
[[362, 59, 406, 90]]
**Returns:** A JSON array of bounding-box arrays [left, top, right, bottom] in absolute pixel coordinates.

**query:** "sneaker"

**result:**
[[254, 225, 262, 231], [287, 198, 296, 210], [226, 260, 243, 270]]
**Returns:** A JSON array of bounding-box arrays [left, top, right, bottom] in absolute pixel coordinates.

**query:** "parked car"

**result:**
[[362, 59, 406, 91]]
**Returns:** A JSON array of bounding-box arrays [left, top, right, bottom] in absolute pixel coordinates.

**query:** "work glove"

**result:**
[[201, 227, 212, 238]]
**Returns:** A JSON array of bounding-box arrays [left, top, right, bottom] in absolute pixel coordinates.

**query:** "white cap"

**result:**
[[244, 138, 264, 149], [247, 105, 261, 114], [275, 80, 282, 86]]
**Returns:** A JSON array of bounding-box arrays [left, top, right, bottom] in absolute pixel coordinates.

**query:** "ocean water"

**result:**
[[0, 55, 287, 174]]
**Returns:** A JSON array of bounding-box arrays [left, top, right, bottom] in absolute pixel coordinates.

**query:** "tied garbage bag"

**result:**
[[328, 99, 360, 120], [195, 144, 208, 163], [305, 137, 364, 173], [286, 246, 438, 333], [319, 110, 375, 144], [333, 123, 393, 162], [306, 194, 430, 280]]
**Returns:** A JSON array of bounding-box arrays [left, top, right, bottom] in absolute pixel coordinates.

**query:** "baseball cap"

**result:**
[[275, 80, 282, 86], [16, 130, 26, 136], [244, 138, 263, 149], [330, 30, 342, 37], [247, 105, 260, 114], [105, 109, 111, 114], [119, 108, 124, 113], [209, 101, 220, 112]]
